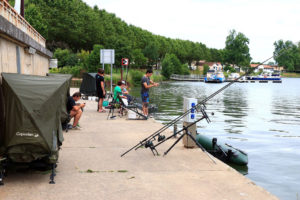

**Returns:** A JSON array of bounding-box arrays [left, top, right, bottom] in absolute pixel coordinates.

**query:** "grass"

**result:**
[[103, 70, 165, 87], [117, 170, 128, 173], [281, 72, 300, 78], [80, 169, 127, 173]]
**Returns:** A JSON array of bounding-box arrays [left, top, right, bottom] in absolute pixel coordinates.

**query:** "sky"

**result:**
[[83, 0, 300, 62]]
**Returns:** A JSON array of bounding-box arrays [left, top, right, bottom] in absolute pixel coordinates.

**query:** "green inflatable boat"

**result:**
[[195, 134, 248, 166]]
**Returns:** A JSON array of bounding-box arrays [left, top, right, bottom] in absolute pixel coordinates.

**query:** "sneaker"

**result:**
[[72, 126, 81, 130]]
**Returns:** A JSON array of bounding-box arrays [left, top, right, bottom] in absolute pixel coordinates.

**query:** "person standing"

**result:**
[[96, 68, 106, 112], [141, 69, 159, 116]]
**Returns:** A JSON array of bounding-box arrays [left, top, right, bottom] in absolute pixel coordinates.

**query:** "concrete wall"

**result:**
[[0, 36, 49, 76]]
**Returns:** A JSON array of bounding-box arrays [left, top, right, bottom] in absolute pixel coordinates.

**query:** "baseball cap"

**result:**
[[121, 81, 126, 85]]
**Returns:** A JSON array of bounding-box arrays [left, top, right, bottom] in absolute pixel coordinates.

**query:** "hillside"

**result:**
[[7, 0, 222, 67]]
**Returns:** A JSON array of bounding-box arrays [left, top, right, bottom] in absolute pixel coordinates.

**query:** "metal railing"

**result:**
[[170, 74, 205, 81], [0, 0, 46, 47]]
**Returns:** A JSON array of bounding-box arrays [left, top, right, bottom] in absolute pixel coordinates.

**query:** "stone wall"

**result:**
[[0, 36, 49, 76]]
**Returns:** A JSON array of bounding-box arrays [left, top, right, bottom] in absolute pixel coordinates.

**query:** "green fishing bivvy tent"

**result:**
[[80, 73, 97, 96], [0, 73, 71, 166]]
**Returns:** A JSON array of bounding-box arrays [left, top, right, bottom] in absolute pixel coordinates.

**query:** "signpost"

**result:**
[[100, 49, 115, 95], [121, 58, 129, 81]]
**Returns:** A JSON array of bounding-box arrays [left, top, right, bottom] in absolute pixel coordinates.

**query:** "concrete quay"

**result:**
[[0, 91, 278, 200]]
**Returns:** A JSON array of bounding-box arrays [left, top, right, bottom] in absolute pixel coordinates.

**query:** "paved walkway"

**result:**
[[0, 92, 278, 200]]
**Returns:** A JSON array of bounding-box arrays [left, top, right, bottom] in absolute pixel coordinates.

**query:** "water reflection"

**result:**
[[130, 79, 300, 200]]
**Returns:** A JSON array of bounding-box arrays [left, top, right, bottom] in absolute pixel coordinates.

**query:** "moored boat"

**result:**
[[246, 73, 281, 81], [205, 70, 225, 83], [195, 134, 248, 166]]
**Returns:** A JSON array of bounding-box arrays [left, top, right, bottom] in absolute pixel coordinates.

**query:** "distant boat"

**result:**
[[205, 70, 225, 83], [247, 73, 281, 81], [227, 73, 240, 81]]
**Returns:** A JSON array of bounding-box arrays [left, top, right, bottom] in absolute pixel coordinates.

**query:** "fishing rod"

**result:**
[[121, 51, 284, 157]]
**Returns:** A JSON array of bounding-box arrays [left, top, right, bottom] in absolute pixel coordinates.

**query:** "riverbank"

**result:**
[[0, 89, 279, 200], [281, 72, 300, 78]]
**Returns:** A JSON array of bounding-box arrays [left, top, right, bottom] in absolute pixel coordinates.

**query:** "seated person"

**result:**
[[121, 81, 133, 104], [113, 81, 127, 103], [67, 92, 85, 130]]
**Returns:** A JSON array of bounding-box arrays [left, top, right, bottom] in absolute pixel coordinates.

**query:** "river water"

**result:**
[[131, 78, 300, 200]]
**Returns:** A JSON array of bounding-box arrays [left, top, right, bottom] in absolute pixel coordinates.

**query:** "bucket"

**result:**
[[128, 110, 136, 119], [103, 101, 109, 107]]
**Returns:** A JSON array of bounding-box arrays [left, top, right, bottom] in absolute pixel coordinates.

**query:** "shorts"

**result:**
[[97, 91, 105, 99], [141, 92, 149, 103]]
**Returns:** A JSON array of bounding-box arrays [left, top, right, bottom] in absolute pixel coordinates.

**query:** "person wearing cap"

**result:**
[[113, 80, 127, 102], [121, 81, 133, 104]]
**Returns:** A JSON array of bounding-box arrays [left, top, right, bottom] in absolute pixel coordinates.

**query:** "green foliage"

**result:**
[[24, 0, 223, 68], [7, 0, 15, 7], [203, 64, 209, 75], [25, 4, 48, 38], [129, 70, 144, 86], [224, 30, 251, 68], [53, 48, 78, 68], [181, 64, 190, 75], [87, 44, 104, 72], [223, 65, 236, 73], [77, 50, 90, 68], [143, 42, 159, 67], [49, 65, 83, 78], [161, 53, 186, 79], [131, 49, 147, 69], [162, 54, 175, 79], [273, 40, 300, 71], [104, 73, 121, 85]]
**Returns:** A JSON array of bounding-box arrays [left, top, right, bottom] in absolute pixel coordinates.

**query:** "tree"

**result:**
[[161, 53, 183, 79], [131, 49, 147, 69], [25, 3, 48, 39], [53, 48, 78, 67], [143, 42, 159, 67], [203, 64, 209, 75], [273, 40, 300, 71], [224, 30, 251, 69], [87, 44, 104, 72]]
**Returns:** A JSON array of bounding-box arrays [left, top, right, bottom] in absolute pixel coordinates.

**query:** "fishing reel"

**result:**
[[158, 134, 166, 142], [199, 104, 211, 123], [145, 140, 154, 148]]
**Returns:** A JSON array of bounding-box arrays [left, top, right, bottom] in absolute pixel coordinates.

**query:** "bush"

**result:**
[[86, 44, 104, 72], [49, 65, 83, 78], [203, 64, 209, 75], [181, 64, 190, 75], [130, 70, 144, 86], [53, 48, 78, 68], [104, 73, 121, 85], [224, 65, 236, 73]]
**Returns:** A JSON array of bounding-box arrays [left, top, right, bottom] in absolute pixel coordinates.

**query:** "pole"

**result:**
[[110, 63, 113, 94], [20, 0, 24, 17], [121, 66, 123, 80]]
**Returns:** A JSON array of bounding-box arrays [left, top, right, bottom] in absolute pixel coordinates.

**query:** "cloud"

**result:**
[[84, 0, 300, 62]]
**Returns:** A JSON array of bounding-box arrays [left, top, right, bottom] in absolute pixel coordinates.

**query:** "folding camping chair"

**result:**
[[107, 95, 147, 120]]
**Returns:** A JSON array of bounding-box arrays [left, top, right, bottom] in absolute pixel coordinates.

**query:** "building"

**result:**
[[0, 0, 52, 77], [250, 64, 284, 73]]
